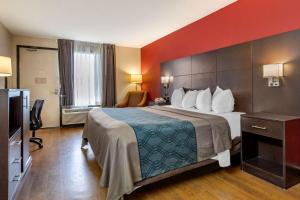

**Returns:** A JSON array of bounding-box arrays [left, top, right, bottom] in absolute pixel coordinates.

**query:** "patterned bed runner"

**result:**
[[102, 108, 197, 180]]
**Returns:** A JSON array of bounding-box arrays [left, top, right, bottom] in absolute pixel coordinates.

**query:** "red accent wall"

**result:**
[[141, 0, 300, 99]]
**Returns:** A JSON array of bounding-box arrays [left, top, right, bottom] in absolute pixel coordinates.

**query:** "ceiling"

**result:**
[[0, 0, 236, 48]]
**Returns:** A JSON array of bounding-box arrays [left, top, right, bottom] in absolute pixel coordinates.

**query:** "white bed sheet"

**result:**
[[164, 105, 244, 167], [164, 105, 244, 139]]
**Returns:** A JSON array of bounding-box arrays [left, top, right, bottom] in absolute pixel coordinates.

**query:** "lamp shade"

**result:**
[[263, 63, 283, 78], [161, 76, 170, 84], [161, 76, 173, 84], [130, 74, 142, 83], [0, 56, 12, 77]]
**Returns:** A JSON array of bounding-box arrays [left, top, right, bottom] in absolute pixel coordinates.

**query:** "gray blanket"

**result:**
[[82, 106, 231, 200]]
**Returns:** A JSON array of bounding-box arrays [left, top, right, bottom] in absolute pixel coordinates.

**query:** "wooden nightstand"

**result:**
[[241, 112, 300, 188]]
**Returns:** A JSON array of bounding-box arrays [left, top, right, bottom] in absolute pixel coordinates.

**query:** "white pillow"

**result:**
[[212, 86, 223, 99], [212, 89, 234, 113], [171, 88, 185, 107], [182, 90, 199, 109], [196, 88, 212, 112]]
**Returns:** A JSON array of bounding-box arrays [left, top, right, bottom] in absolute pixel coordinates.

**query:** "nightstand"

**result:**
[[241, 112, 300, 188]]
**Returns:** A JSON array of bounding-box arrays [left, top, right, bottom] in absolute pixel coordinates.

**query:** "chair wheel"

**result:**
[[37, 138, 43, 143], [30, 138, 43, 149]]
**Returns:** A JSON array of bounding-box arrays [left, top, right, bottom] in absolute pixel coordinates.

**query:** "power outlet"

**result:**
[[268, 77, 280, 87]]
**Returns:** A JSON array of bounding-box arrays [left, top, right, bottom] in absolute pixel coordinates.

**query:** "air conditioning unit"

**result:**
[[62, 107, 95, 125]]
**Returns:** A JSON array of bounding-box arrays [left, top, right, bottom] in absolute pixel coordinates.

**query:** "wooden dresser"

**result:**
[[241, 112, 300, 188], [0, 90, 31, 200]]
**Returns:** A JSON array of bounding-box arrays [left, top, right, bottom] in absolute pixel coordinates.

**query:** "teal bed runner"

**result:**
[[102, 108, 197, 180]]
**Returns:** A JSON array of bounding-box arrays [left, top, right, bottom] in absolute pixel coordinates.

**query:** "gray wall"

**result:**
[[0, 23, 12, 88]]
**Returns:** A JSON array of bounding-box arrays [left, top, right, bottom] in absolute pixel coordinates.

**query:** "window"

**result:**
[[73, 42, 102, 106]]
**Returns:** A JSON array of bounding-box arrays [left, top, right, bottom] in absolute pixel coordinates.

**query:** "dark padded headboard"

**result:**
[[161, 42, 252, 113], [161, 29, 300, 116]]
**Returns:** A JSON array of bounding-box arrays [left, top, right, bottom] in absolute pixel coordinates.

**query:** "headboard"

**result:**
[[161, 29, 300, 115], [161, 42, 252, 113]]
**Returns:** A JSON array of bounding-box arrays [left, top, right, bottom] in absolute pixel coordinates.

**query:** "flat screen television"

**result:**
[[9, 96, 22, 138]]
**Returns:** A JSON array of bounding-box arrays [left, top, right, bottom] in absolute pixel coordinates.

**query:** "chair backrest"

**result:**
[[31, 99, 44, 128], [128, 91, 147, 107]]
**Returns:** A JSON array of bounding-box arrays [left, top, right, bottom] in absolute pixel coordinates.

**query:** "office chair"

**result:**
[[29, 99, 44, 149]]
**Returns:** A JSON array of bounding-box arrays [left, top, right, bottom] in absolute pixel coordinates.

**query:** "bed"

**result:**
[[82, 105, 243, 200]]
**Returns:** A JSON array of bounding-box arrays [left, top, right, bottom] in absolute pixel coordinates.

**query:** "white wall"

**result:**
[[116, 46, 141, 103], [8, 35, 58, 88], [0, 23, 12, 88], [9, 35, 141, 103]]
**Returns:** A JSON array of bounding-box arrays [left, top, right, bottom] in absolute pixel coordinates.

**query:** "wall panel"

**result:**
[[161, 29, 300, 115], [192, 52, 216, 74], [252, 29, 300, 115]]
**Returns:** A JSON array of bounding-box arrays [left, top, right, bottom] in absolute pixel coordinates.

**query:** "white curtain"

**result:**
[[74, 41, 102, 106]]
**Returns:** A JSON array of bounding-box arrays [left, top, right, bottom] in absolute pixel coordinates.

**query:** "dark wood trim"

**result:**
[[4, 77, 7, 89], [60, 107, 62, 127], [17, 46, 20, 88], [61, 123, 85, 128], [17, 45, 58, 51]]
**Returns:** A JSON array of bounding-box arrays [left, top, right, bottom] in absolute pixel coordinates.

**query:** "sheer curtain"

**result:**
[[74, 41, 102, 106]]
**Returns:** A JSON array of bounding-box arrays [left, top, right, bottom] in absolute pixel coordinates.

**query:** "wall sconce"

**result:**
[[263, 63, 284, 87], [0, 56, 12, 77], [161, 76, 173, 97], [130, 74, 142, 91]]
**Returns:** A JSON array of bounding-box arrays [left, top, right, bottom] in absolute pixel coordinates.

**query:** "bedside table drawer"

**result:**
[[242, 117, 283, 140]]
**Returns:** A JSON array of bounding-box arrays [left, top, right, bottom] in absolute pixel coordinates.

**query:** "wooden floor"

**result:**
[[15, 127, 300, 200]]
